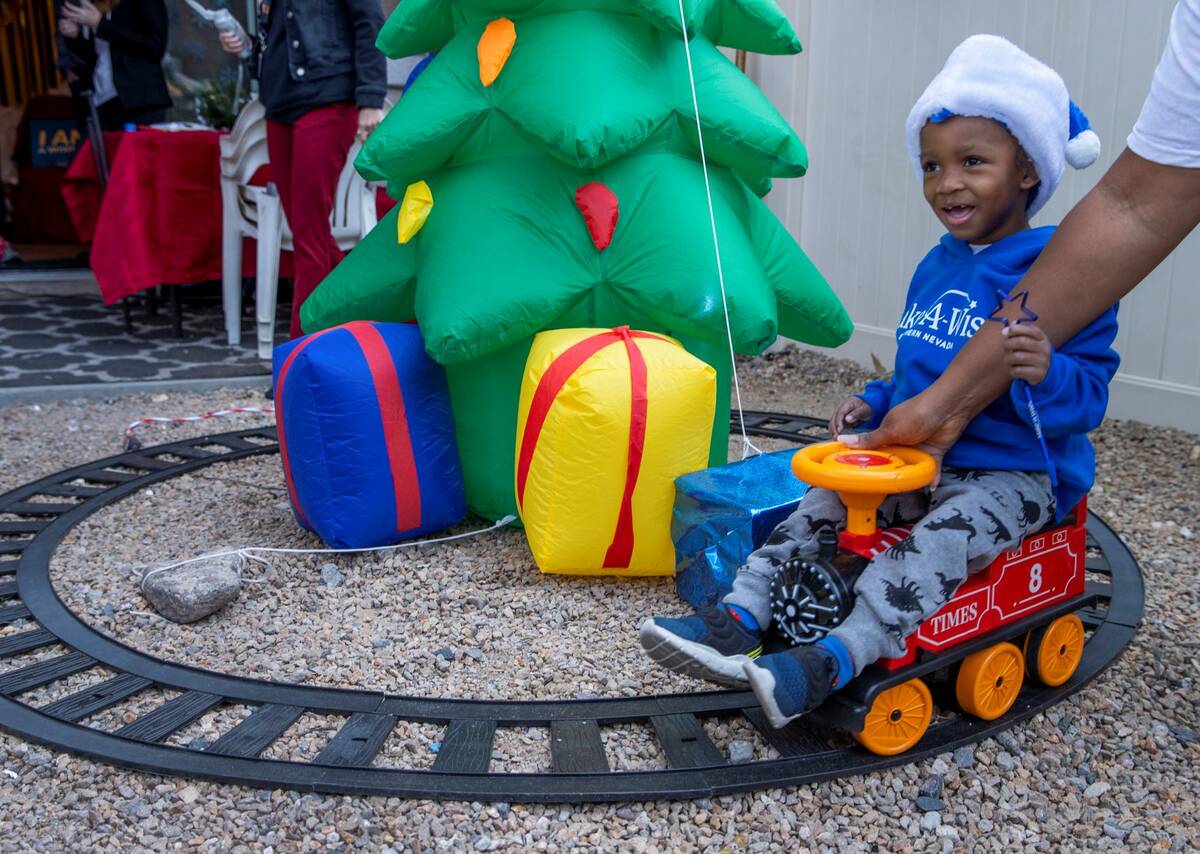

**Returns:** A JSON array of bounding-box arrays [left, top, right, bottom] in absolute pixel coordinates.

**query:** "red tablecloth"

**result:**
[[62, 129, 224, 304], [61, 128, 396, 305]]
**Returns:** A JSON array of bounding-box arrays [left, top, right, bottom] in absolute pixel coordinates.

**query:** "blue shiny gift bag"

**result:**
[[672, 449, 809, 608]]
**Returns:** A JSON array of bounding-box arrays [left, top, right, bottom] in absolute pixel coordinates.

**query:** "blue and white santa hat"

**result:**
[[906, 34, 1101, 217]]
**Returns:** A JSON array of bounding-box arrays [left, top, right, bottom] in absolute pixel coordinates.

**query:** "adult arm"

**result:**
[[842, 147, 1200, 461], [95, 0, 169, 62], [56, 1, 89, 77], [344, 0, 386, 110]]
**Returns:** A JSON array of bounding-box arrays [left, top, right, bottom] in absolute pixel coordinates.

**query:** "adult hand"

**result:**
[[829, 396, 872, 438], [59, 17, 81, 38], [1002, 323, 1052, 385], [218, 30, 245, 55], [357, 108, 383, 142], [63, 1, 102, 29], [838, 392, 971, 489]]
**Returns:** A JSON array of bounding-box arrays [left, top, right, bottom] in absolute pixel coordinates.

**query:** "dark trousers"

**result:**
[[265, 102, 358, 339]]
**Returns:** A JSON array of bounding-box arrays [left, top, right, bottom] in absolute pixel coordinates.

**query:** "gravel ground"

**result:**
[[0, 346, 1197, 851]]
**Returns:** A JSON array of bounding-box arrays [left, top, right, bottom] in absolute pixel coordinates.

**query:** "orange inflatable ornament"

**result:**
[[477, 18, 516, 87]]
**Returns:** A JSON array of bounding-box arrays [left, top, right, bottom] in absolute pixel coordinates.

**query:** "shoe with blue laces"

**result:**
[[639, 605, 764, 687], [742, 637, 853, 728]]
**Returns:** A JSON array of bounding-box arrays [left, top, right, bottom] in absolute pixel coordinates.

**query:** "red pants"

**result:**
[[266, 103, 358, 338]]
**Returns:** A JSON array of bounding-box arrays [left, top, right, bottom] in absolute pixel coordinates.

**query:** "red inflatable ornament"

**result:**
[[574, 182, 619, 251]]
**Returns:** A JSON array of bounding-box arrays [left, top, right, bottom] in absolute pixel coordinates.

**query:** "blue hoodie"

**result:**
[[857, 227, 1120, 519]]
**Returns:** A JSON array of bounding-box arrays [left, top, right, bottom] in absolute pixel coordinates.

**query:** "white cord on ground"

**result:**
[[137, 515, 518, 592], [674, 0, 763, 459], [123, 405, 276, 448]]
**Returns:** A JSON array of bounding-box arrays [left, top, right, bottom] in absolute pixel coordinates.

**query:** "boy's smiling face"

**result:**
[[919, 116, 1040, 244]]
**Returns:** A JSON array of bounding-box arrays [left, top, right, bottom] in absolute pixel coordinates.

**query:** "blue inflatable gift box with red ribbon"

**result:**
[[272, 321, 466, 548], [673, 449, 810, 608]]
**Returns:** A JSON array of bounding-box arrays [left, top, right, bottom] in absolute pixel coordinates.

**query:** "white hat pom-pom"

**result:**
[[1066, 129, 1101, 169]]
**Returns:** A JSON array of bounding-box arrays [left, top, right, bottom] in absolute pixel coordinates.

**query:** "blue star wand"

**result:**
[[987, 290, 1058, 489]]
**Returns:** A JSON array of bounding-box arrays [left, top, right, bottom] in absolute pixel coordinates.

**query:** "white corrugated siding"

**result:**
[[749, 0, 1199, 432]]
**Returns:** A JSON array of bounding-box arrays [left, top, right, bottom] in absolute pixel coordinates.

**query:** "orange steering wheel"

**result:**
[[792, 442, 937, 537]]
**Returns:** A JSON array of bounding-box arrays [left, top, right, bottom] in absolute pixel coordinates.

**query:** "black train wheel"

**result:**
[[769, 556, 853, 645]]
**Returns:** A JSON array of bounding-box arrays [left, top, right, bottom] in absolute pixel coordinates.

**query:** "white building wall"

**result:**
[[750, 0, 1199, 432]]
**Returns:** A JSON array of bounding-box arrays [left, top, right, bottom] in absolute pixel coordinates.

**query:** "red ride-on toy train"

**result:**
[[768, 442, 1089, 756]]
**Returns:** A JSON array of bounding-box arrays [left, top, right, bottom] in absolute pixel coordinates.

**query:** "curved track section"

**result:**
[[0, 412, 1142, 801]]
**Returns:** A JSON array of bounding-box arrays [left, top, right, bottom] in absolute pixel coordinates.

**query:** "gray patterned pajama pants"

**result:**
[[723, 468, 1055, 676]]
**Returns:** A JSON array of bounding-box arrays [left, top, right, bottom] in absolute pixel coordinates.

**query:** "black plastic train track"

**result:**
[[0, 411, 1142, 801]]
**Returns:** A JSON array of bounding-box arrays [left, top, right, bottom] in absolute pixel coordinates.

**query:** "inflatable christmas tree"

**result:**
[[300, 0, 852, 520]]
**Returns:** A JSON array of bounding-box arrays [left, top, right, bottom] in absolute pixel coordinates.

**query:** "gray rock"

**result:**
[[319, 564, 343, 588], [953, 746, 975, 769], [140, 556, 241, 623], [915, 797, 945, 813], [434, 646, 456, 661], [728, 740, 754, 765], [1168, 724, 1199, 745], [920, 811, 942, 832], [996, 732, 1023, 755], [1103, 821, 1131, 841], [1083, 781, 1112, 799], [996, 751, 1015, 771], [919, 776, 943, 799], [25, 749, 51, 767], [372, 638, 391, 649]]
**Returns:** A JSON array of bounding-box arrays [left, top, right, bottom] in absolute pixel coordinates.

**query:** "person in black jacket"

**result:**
[[221, 0, 385, 339], [58, 0, 172, 130]]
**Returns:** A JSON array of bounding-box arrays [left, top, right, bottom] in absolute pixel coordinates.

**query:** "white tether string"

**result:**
[[138, 515, 517, 592], [674, 0, 763, 459]]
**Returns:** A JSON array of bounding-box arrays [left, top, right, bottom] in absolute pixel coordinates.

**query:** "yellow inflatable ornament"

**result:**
[[515, 327, 716, 575], [396, 180, 433, 244]]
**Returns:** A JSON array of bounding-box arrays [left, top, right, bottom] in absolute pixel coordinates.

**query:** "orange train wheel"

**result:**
[[956, 642, 1025, 720], [1030, 614, 1085, 687], [854, 678, 933, 756]]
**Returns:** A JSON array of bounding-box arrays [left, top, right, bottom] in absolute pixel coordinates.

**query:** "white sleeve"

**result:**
[[1128, 0, 1200, 167]]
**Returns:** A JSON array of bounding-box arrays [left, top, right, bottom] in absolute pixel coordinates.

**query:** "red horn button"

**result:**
[[575, 182, 619, 251], [834, 452, 893, 467]]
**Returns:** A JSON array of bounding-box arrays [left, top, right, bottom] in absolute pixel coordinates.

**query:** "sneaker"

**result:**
[[639, 606, 763, 687], [742, 641, 842, 728]]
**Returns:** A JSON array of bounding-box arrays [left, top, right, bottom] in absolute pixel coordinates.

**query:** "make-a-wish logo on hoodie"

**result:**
[[897, 289, 987, 351]]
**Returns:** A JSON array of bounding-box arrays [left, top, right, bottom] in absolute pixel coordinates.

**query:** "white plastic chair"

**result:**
[[219, 100, 379, 359]]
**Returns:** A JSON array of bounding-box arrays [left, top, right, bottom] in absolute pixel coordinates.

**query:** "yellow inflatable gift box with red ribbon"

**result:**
[[515, 327, 716, 575]]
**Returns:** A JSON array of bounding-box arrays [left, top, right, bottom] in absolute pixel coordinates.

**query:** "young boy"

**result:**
[[640, 35, 1121, 728]]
